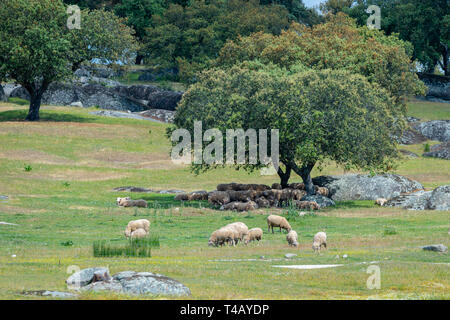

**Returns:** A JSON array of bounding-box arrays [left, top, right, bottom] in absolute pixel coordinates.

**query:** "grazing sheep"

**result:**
[[312, 232, 327, 253], [119, 198, 148, 208], [116, 197, 131, 205], [286, 230, 299, 247], [208, 227, 236, 247], [267, 215, 292, 233], [124, 219, 150, 238], [375, 198, 388, 206], [130, 228, 148, 239], [244, 228, 263, 244], [295, 200, 320, 210], [226, 222, 249, 242], [208, 191, 231, 205]]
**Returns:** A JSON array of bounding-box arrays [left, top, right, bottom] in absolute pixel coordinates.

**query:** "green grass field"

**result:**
[[0, 100, 448, 300]]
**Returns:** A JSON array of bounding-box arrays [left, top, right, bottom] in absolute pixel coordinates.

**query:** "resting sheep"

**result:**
[[208, 191, 231, 205], [124, 219, 150, 238], [295, 200, 320, 210], [316, 187, 330, 197], [375, 198, 388, 206], [286, 230, 299, 247], [220, 201, 258, 212], [267, 215, 292, 233], [118, 198, 148, 208], [244, 228, 263, 244], [312, 231, 327, 252]]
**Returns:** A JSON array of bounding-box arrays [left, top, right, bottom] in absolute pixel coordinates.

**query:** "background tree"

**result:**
[[320, 0, 450, 75], [260, 0, 322, 26], [0, 0, 138, 121], [143, 0, 290, 81], [114, 0, 166, 64], [171, 63, 404, 193]]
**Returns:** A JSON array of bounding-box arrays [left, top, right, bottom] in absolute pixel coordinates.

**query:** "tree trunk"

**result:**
[[291, 162, 316, 195], [26, 93, 43, 121], [277, 165, 291, 188], [135, 55, 144, 65]]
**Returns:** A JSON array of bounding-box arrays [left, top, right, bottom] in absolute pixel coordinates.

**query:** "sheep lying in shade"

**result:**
[[267, 215, 292, 233], [118, 198, 148, 208], [208, 191, 231, 205], [286, 230, 299, 247], [375, 198, 388, 206], [244, 228, 263, 244], [295, 200, 320, 210], [220, 201, 258, 212], [208, 227, 238, 247], [312, 231, 327, 252], [124, 219, 150, 238]]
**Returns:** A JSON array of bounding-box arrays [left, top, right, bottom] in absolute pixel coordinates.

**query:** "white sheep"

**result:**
[[208, 227, 237, 247], [130, 228, 148, 239], [312, 231, 327, 252], [226, 222, 249, 243], [116, 197, 131, 205], [286, 230, 299, 247], [267, 215, 292, 233], [124, 219, 150, 238], [244, 228, 263, 244], [118, 198, 148, 208], [375, 198, 388, 206]]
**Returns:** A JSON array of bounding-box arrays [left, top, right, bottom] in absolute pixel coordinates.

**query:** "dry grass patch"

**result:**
[[0, 149, 73, 165], [25, 169, 129, 181]]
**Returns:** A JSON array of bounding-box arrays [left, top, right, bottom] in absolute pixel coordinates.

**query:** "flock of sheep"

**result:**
[[174, 183, 328, 211], [209, 215, 327, 253]]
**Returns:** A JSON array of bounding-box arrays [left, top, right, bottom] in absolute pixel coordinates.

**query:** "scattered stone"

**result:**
[[80, 271, 191, 296], [139, 109, 175, 123], [22, 290, 77, 298], [114, 186, 154, 193], [422, 244, 448, 253], [423, 141, 450, 160], [260, 256, 265, 260], [343, 254, 348, 259], [90, 110, 162, 122], [284, 253, 297, 259], [0, 222, 18, 226], [0, 195, 9, 200], [66, 267, 109, 288], [70, 101, 83, 108], [335, 255, 340, 259], [312, 174, 424, 201], [300, 194, 335, 208], [11, 255, 16, 258], [399, 149, 419, 158], [407, 116, 421, 123], [413, 120, 450, 142], [157, 189, 185, 194]]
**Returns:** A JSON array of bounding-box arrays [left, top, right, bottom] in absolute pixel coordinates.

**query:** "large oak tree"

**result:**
[[0, 0, 138, 121]]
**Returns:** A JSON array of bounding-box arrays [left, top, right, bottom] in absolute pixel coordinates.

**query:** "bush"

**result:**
[[93, 236, 160, 258]]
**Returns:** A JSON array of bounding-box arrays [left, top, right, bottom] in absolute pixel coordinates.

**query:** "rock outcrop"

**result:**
[[417, 73, 450, 102], [0, 85, 6, 102], [423, 141, 450, 160], [66, 268, 191, 296], [312, 174, 424, 201], [413, 120, 450, 142], [386, 185, 449, 210]]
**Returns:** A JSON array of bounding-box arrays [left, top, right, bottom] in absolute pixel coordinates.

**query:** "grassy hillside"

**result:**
[[0, 100, 448, 299]]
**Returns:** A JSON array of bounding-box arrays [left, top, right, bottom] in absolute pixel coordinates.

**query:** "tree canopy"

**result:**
[[0, 0, 138, 121], [143, 0, 291, 81]]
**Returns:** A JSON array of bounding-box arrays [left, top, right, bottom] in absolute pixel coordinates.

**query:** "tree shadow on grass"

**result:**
[[0, 109, 96, 123], [138, 194, 214, 210], [325, 200, 375, 211]]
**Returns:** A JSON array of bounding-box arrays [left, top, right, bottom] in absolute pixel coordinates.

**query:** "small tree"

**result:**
[[0, 0, 138, 121], [172, 63, 405, 194]]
